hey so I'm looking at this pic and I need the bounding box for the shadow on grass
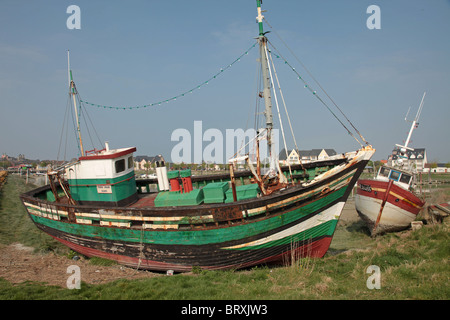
[346,220,371,236]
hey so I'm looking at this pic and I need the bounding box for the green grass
[0,175,68,254]
[0,175,449,300]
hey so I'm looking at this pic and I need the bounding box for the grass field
[0,174,448,301]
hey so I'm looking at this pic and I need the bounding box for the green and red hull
[20,149,373,271]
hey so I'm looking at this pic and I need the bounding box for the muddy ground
[0,243,162,287]
[0,200,362,288]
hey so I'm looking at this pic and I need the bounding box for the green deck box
[154,189,204,207]
[167,170,180,180]
[202,182,229,204]
[177,189,204,206]
[225,184,260,203]
[154,191,180,207]
[179,169,191,178]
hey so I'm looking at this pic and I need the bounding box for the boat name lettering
[97,185,112,194]
[360,184,372,192]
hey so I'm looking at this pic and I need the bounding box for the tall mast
[396,91,426,153]
[67,50,84,156]
[256,0,275,165]
[404,92,426,149]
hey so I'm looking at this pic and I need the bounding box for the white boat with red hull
[356,166,425,235]
[355,92,427,236]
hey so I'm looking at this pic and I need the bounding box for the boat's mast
[256,0,274,160]
[404,92,426,149]
[67,50,84,157]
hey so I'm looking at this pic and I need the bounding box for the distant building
[430,163,449,173]
[388,147,428,172]
[134,155,164,170]
[279,148,337,166]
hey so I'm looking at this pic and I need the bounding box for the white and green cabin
[65,143,138,207]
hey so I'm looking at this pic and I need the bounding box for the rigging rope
[77,92,103,148]
[264,43,292,182]
[57,96,72,162]
[77,26,368,148]
[263,18,369,146]
[267,40,363,147]
[267,47,301,165]
[81,42,258,110]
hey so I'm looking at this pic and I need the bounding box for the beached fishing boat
[355,93,427,236]
[20,1,374,271]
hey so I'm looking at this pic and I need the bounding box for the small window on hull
[115,159,125,173]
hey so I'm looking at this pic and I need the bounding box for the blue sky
[1,0,449,163]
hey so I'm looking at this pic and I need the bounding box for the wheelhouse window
[379,167,389,177]
[400,173,412,185]
[115,159,126,173]
[127,156,134,169]
[389,170,400,181]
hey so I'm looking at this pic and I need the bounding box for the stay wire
[77,92,103,149]
[266,40,363,147]
[267,47,302,166]
[57,95,72,162]
[79,103,95,152]
[264,18,368,146]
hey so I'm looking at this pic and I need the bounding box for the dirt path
[0,243,161,288]
[339,199,361,225]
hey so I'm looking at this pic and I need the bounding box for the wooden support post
[372,179,393,236]
[229,163,237,202]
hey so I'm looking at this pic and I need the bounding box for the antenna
[67,50,71,89]
[415,91,426,123]
[404,106,411,122]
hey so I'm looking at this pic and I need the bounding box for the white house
[134,155,164,171]
[388,147,428,172]
[430,163,449,173]
[279,148,337,166]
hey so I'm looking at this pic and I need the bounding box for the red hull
[355,179,425,235]
[357,179,425,216]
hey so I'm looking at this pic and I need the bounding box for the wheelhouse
[376,166,413,189]
[66,145,138,207]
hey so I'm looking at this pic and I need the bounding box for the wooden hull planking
[20,152,372,271]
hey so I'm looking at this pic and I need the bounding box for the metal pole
[256,1,275,171]
[404,92,426,148]
[68,51,84,157]
[256,0,265,36]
